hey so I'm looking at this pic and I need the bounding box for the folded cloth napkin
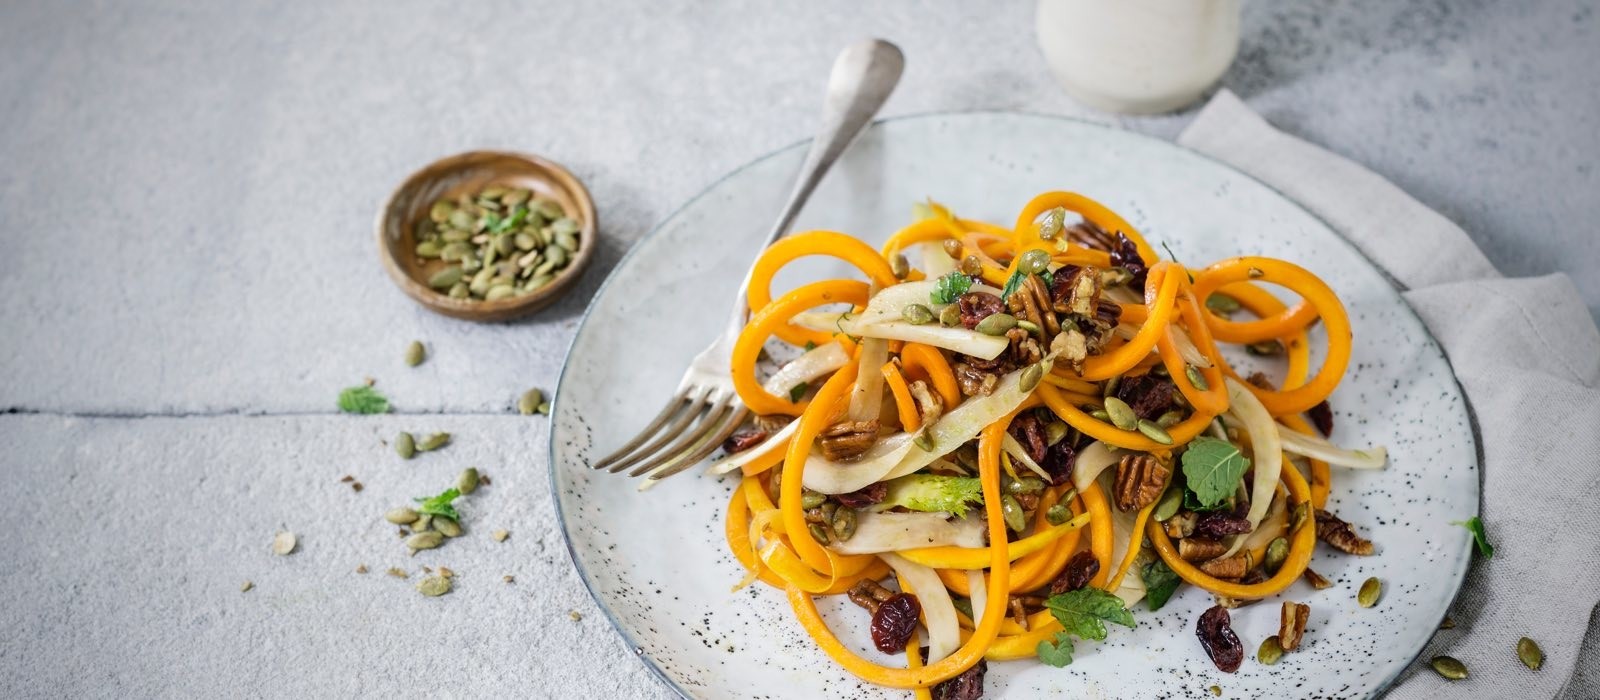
[1178,90,1600,699]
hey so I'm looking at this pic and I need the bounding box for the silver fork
[591,38,905,487]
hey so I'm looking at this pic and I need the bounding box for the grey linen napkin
[1177,90,1600,699]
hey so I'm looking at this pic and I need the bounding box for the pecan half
[1113,452,1170,512]
[753,413,793,433]
[1164,510,1198,539]
[1314,509,1375,555]
[1065,220,1116,251]
[847,579,895,613]
[1199,552,1251,580]
[1005,327,1044,366]
[908,379,944,426]
[1302,568,1333,590]
[953,363,999,397]
[819,419,879,462]
[1245,371,1276,391]
[1178,537,1227,562]
[957,292,1004,329]
[723,429,768,454]
[1055,265,1102,317]
[1009,597,1029,631]
[1023,273,1060,338]
[1279,601,1310,651]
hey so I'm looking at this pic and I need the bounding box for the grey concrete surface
[0,0,1595,697]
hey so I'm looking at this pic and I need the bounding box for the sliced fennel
[855,280,946,327]
[829,511,984,555]
[967,569,988,627]
[762,341,850,396]
[1113,323,1210,368]
[791,311,1009,360]
[1071,441,1121,492]
[705,420,797,475]
[880,552,960,663]
[798,433,918,494]
[849,337,888,421]
[920,241,957,277]
[1001,433,1052,481]
[1275,424,1388,469]
[1216,378,1282,560]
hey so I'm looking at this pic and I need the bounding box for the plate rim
[548,109,1483,700]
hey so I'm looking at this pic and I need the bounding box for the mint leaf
[1141,558,1182,611]
[930,271,972,304]
[1180,436,1250,508]
[1045,588,1136,641]
[1452,516,1494,558]
[1182,488,1231,513]
[1036,632,1075,667]
[1000,269,1026,301]
[414,487,461,521]
[788,381,809,402]
[338,386,390,414]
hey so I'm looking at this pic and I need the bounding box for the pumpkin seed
[537,401,551,415]
[1429,655,1468,680]
[1290,502,1311,533]
[1246,340,1284,356]
[429,200,456,223]
[485,284,515,301]
[480,185,507,200]
[457,467,480,495]
[241,580,254,592]
[404,340,426,367]
[395,431,416,459]
[830,506,857,542]
[960,255,983,277]
[1090,409,1112,422]
[1037,207,1065,240]
[406,531,444,551]
[515,232,538,251]
[1045,504,1071,525]
[890,254,910,279]
[807,523,831,545]
[415,240,443,258]
[494,233,516,256]
[975,313,1017,336]
[533,255,559,277]
[1000,495,1026,532]
[549,217,578,235]
[545,245,568,268]
[525,273,554,290]
[427,266,463,290]
[1185,365,1209,391]
[1016,319,1040,333]
[1439,616,1456,629]
[271,531,297,555]
[502,188,531,206]
[1153,483,1184,522]
[1257,635,1284,665]
[416,575,452,597]
[519,388,544,415]
[448,282,469,299]
[1517,637,1543,670]
[1205,293,1241,316]
[441,228,472,243]
[1209,685,1221,697]
[1019,363,1044,393]
[1155,410,1184,428]
[412,514,432,533]
[939,304,963,327]
[434,517,462,538]
[385,507,420,525]
[1264,537,1289,574]
[940,238,964,258]
[1044,420,1069,446]
[800,490,827,510]
[447,210,475,230]
[1019,249,1052,275]
[1358,577,1382,608]
[902,303,934,325]
[1102,374,1121,398]
[1136,419,1174,445]
[533,198,564,220]
[492,529,510,542]
[555,231,579,253]
[417,432,450,451]
[1103,396,1138,430]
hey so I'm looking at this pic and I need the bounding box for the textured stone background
[0,0,1595,697]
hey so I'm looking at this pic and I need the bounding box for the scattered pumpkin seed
[1019,363,1044,393]
[974,313,1017,336]
[1264,537,1289,574]
[1046,504,1071,525]
[435,517,462,538]
[1184,365,1208,391]
[417,432,451,451]
[492,529,510,542]
[830,507,857,542]
[1007,477,1046,495]
[1153,483,1184,522]
[518,388,544,415]
[416,575,452,597]
[1517,637,1543,670]
[406,531,444,551]
[1430,655,1468,680]
[387,567,408,578]
[1136,419,1174,445]
[1102,374,1121,398]
[1044,420,1069,446]
[1358,577,1382,608]
[241,580,254,593]
[415,240,442,258]
[1290,502,1312,533]
[960,255,983,277]
[807,523,831,545]
[457,467,480,495]
[1103,396,1138,430]
[1037,207,1065,240]
[890,254,910,279]
[1439,616,1456,629]
[1205,293,1241,316]
[1090,409,1112,422]
[271,531,297,556]
[938,304,963,327]
[1018,249,1052,275]
[1016,319,1041,333]
[568,610,583,621]
[1209,685,1221,696]
[1246,340,1284,356]
[902,303,934,325]
[385,507,420,525]
[356,564,369,574]
[395,431,416,459]
[1000,495,1027,532]
[427,266,464,290]
[1155,410,1184,428]
[412,514,432,533]
[1257,635,1284,665]
[800,490,827,510]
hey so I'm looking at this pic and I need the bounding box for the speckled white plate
[551,113,1479,699]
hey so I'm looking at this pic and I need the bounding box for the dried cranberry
[1108,232,1148,290]
[1039,438,1076,486]
[722,429,768,454]
[1308,400,1334,436]
[1007,412,1048,464]
[1047,264,1081,307]
[957,292,1004,329]
[1194,512,1252,539]
[1115,375,1175,421]
[930,658,987,700]
[1050,551,1101,594]
[870,593,921,653]
[835,482,888,509]
[1196,605,1243,673]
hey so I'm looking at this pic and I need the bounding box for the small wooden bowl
[376,151,597,321]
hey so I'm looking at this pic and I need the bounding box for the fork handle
[723,39,906,338]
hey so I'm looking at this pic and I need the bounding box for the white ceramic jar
[1036,0,1241,114]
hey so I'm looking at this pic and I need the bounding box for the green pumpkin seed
[469,267,494,296]
[503,188,531,206]
[1000,495,1027,532]
[1205,293,1241,315]
[975,313,1017,336]
[458,253,481,273]
[555,231,579,252]
[1517,637,1543,670]
[526,273,554,290]
[441,228,472,243]
[395,431,416,459]
[1185,365,1209,391]
[447,210,475,230]
[1246,340,1284,356]
[1045,504,1070,525]
[484,284,515,302]
[537,401,551,415]
[939,304,963,327]
[1154,410,1184,428]
[1289,502,1311,533]
[415,240,443,258]
[1358,577,1382,608]
[533,198,564,220]
[1258,635,1284,665]
[480,185,507,200]
[417,432,450,451]
[385,507,419,525]
[434,517,462,538]
[807,523,831,545]
[891,254,910,279]
[533,256,559,277]
[1102,374,1121,398]
[1103,396,1138,430]
[404,340,426,367]
[1016,319,1041,334]
[902,303,935,325]
[1136,419,1174,445]
[960,255,983,277]
[1264,537,1289,574]
[1037,207,1065,240]
[470,233,490,246]
[427,266,463,290]
[448,282,469,299]
[514,232,538,251]
[439,240,472,259]
[830,507,857,542]
[1045,420,1069,446]
[412,514,432,533]
[416,575,452,597]
[1019,363,1044,393]
[457,467,481,495]
[405,531,444,551]
[941,239,963,258]
[429,200,456,223]
[1153,483,1184,522]
[545,245,568,268]
[550,217,580,236]
[800,490,827,510]
[1007,477,1045,495]
[1019,249,1052,275]
[1090,409,1112,422]
[494,232,516,256]
[516,250,541,269]
[1430,655,1468,680]
[519,388,544,415]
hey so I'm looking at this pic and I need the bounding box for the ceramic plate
[551,113,1478,699]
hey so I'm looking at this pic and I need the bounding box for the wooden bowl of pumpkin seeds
[377,151,596,321]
